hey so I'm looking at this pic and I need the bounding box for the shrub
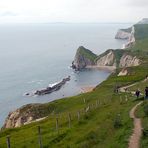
[114,114,122,128]
[144,104,148,116]
[143,128,148,137]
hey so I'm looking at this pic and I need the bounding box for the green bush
[143,128,148,137]
[114,114,122,128]
[144,104,148,116]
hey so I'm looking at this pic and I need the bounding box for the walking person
[135,89,140,99]
[145,87,148,99]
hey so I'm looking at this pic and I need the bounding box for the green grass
[77,46,98,62]
[0,68,146,148]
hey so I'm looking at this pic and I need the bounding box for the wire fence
[0,94,133,148]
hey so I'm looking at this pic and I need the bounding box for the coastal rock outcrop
[138,18,148,24]
[96,50,116,67]
[119,54,140,68]
[118,68,128,76]
[25,76,70,96]
[72,46,141,71]
[115,28,132,40]
[2,103,55,129]
[115,26,135,49]
[72,46,97,70]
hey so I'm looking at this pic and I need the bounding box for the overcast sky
[0,0,147,23]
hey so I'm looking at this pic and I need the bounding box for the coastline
[0,24,127,128]
[81,86,95,93]
[86,65,116,73]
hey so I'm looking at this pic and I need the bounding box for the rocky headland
[72,47,140,72]
[2,103,55,129]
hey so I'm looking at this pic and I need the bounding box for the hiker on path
[135,89,140,99]
[145,87,148,99]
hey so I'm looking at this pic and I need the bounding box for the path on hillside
[119,80,146,148]
[119,77,148,94]
[128,101,143,148]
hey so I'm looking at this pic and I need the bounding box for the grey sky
[0,0,147,23]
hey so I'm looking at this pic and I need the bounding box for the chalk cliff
[119,54,140,68]
[138,18,148,24]
[72,47,140,71]
[96,50,116,67]
[72,46,97,70]
[115,28,132,40]
[2,103,55,129]
[115,26,135,49]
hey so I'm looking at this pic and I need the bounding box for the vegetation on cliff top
[76,46,97,62]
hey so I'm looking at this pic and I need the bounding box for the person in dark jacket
[145,87,148,99]
[135,89,140,99]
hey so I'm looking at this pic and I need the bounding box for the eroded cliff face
[115,29,132,40]
[115,26,135,49]
[2,103,55,129]
[119,54,140,68]
[72,46,141,71]
[72,46,97,70]
[96,50,116,67]
[138,18,148,24]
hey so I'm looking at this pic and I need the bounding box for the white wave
[48,82,59,87]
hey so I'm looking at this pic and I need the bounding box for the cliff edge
[72,46,97,70]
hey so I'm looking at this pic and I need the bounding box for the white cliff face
[73,54,94,70]
[72,46,97,70]
[124,26,135,48]
[96,51,116,67]
[3,108,35,128]
[2,104,53,129]
[118,68,128,76]
[119,54,140,68]
[115,29,131,40]
[116,26,135,49]
[138,18,148,24]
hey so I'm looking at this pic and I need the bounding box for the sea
[0,23,131,126]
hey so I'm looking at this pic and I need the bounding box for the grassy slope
[77,46,98,62]
[0,24,148,148]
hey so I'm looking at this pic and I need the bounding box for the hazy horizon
[0,0,147,24]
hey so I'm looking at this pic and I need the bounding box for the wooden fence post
[38,126,43,148]
[125,95,128,102]
[120,96,122,104]
[68,113,71,128]
[83,98,86,104]
[6,136,11,148]
[77,111,80,121]
[96,100,98,108]
[56,117,59,133]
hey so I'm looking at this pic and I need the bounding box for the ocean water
[0,23,131,126]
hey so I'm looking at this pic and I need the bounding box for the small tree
[144,104,148,116]
[114,114,122,128]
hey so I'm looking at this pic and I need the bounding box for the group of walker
[135,87,148,99]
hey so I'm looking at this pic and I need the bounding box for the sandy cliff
[2,103,55,129]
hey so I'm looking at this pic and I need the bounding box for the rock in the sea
[72,46,97,70]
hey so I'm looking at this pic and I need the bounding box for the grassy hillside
[77,46,98,62]
[0,24,148,148]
